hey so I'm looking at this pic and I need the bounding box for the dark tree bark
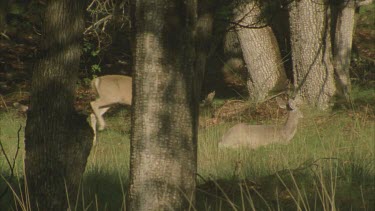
[24,0,93,210]
[221,30,247,90]
[234,1,288,102]
[128,0,198,210]
[269,1,293,81]
[195,0,215,99]
[0,0,8,32]
[289,0,336,109]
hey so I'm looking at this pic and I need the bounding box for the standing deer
[90,75,132,144]
[218,99,303,149]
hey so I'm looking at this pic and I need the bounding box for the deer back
[92,75,132,105]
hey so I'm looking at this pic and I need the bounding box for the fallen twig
[0,125,22,200]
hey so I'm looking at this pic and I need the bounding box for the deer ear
[288,99,296,110]
[276,97,286,109]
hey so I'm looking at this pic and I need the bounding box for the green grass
[357,2,375,30]
[195,106,375,210]
[0,112,25,175]
[1,90,374,210]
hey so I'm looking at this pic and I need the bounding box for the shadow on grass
[0,171,129,211]
[1,158,374,211]
[197,159,375,211]
[79,171,128,211]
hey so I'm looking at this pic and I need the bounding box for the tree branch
[0,125,22,200]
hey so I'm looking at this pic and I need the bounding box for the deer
[90,75,132,145]
[13,102,29,113]
[218,98,303,149]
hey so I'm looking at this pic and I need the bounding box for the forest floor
[0,3,374,112]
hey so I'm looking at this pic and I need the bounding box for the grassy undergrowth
[0,89,374,210]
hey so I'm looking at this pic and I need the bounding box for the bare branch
[84,14,113,34]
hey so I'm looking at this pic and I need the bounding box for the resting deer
[218,98,303,149]
[90,75,132,144]
[13,102,29,113]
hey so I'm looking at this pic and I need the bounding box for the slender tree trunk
[289,0,336,109]
[234,1,287,102]
[0,0,7,32]
[332,0,356,99]
[331,0,374,99]
[128,0,198,210]
[24,0,92,210]
[195,0,215,99]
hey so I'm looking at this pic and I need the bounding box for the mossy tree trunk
[289,0,336,109]
[24,0,93,210]
[128,0,198,210]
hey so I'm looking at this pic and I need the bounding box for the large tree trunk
[331,0,374,99]
[128,0,198,210]
[332,0,356,99]
[289,0,336,109]
[24,0,93,210]
[234,1,287,102]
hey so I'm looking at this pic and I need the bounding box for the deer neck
[281,110,300,142]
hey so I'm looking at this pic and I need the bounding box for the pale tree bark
[332,0,356,99]
[234,1,287,102]
[331,0,374,99]
[355,0,373,6]
[24,0,93,210]
[128,0,198,210]
[289,0,336,109]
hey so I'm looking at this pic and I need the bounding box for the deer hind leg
[90,100,111,131]
[90,106,109,145]
[97,107,110,130]
[90,113,97,145]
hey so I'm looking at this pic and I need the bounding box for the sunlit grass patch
[0,111,25,176]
